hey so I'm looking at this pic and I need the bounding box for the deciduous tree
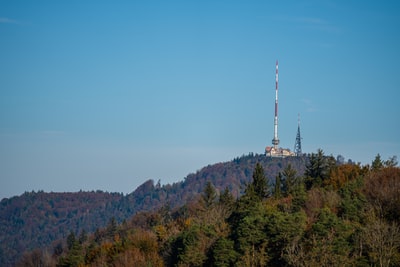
[362,216,400,267]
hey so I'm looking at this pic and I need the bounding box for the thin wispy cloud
[293,16,327,25]
[0,17,22,25]
[272,15,326,24]
[271,14,341,50]
[301,98,317,112]
[272,15,341,33]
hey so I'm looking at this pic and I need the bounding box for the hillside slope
[0,191,128,266]
[128,154,307,212]
[27,162,399,267]
[0,153,307,266]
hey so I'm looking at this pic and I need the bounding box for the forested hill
[15,153,400,267]
[0,153,306,266]
[127,153,307,212]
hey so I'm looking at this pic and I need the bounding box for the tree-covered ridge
[18,151,400,267]
[0,191,127,266]
[0,154,306,266]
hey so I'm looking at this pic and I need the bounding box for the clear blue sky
[1,1,399,199]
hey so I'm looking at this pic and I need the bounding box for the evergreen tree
[265,209,307,266]
[202,181,217,209]
[291,182,307,212]
[78,229,87,244]
[169,225,206,266]
[226,164,275,265]
[106,217,117,240]
[371,153,383,171]
[249,162,269,201]
[212,237,237,267]
[160,202,172,225]
[305,149,335,189]
[66,231,76,250]
[307,208,353,266]
[384,155,398,167]
[219,187,235,216]
[60,231,84,267]
[338,177,366,222]
[282,163,297,196]
[274,173,282,199]
[233,202,269,266]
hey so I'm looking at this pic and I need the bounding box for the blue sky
[1,1,399,199]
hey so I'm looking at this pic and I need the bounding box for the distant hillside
[0,153,307,266]
[20,155,400,267]
[127,153,307,212]
[0,191,128,266]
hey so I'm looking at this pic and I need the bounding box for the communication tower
[272,60,280,149]
[265,60,295,157]
[294,114,302,156]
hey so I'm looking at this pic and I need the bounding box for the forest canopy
[17,151,400,267]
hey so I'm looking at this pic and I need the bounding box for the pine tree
[66,231,76,250]
[384,155,398,167]
[60,231,84,266]
[219,187,235,214]
[202,181,217,209]
[371,154,383,171]
[282,164,297,196]
[212,237,237,267]
[106,217,117,240]
[250,162,269,201]
[305,149,335,189]
[274,173,282,199]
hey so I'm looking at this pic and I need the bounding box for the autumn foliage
[12,152,400,266]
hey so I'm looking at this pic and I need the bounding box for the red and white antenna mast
[272,60,280,149]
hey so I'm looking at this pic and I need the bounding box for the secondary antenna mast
[294,113,302,156]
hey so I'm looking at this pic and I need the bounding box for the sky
[1,1,399,199]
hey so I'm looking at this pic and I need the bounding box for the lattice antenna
[294,113,302,156]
